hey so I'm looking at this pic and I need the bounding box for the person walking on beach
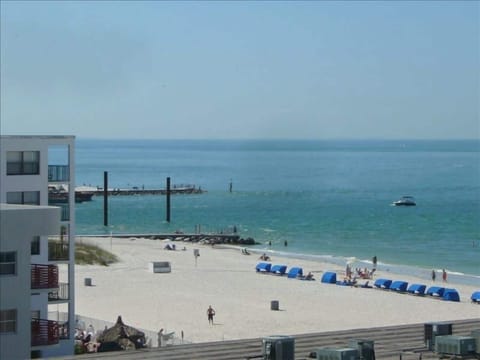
[442,269,447,282]
[372,255,377,269]
[431,269,436,282]
[207,305,216,325]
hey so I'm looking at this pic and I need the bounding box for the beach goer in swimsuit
[207,305,215,325]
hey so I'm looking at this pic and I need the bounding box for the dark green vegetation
[75,243,119,266]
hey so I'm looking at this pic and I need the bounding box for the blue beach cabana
[407,284,426,295]
[390,281,408,292]
[287,267,303,279]
[321,272,337,284]
[443,289,460,302]
[470,291,480,304]
[270,265,287,275]
[374,279,392,289]
[471,291,480,303]
[256,262,272,273]
[426,286,445,297]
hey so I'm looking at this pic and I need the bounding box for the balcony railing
[48,165,70,182]
[48,282,69,302]
[48,312,70,339]
[31,318,59,346]
[31,264,58,289]
[46,203,70,222]
[48,242,69,261]
[59,321,69,339]
[60,204,70,222]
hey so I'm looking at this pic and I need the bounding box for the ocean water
[75,139,480,283]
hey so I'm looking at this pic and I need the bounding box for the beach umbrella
[97,316,145,351]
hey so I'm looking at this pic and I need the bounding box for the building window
[0,309,17,333]
[6,151,40,175]
[6,191,40,205]
[31,236,40,255]
[0,252,16,275]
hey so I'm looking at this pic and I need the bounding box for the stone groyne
[80,233,258,246]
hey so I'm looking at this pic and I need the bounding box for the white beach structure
[0,135,76,359]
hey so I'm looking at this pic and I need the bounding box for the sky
[0,1,478,140]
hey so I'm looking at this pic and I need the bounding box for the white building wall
[0,204,60,360]
[0,135,76,358]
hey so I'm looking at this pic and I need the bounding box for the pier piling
[103,171,108,226]
[166,177,171,222]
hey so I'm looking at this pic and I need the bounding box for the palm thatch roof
[97,316,145,351]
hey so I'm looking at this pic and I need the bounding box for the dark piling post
[103,171,108,226]
[166,177,171,222]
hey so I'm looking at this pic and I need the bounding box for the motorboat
[392,196,416,206]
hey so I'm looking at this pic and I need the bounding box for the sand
[73,237,480,344]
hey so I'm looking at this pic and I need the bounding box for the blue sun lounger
[390,281,408,292]
[471,291,480,303]
[443,288,460,302]
[374,278,392,289]
[336,279,356,286]
[287,267,303,279]
[407,284,426,295]
[426,286,445,297]
[256,262,272,273]
[270,265,287,275]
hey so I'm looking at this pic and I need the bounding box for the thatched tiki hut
[97,316,146,352]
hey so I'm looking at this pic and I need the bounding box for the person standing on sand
[431,269,436,282]
[442,269,447,282]
[157,328,164,347]
[207,305,216,325]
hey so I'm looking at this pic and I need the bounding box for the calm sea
[75,139,480,284]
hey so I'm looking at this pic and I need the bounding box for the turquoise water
[75,139,480,282]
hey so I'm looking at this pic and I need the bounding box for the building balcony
[48,282,69,302]
[48,311,70,340]
[45,202,70,222]
[31,318,59,347]
[31,264,58,290]
[59,321,70,340]
[48,241,69,261]
[48,165,70,182]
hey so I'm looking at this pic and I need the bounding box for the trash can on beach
[271,300,279,311]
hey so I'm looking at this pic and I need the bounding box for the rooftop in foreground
[58,318,479,360]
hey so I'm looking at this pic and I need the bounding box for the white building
[0,135,75,359]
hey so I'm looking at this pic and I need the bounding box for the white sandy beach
[73,237,479,344]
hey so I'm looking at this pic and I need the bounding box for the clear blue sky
[1,1,478,139]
